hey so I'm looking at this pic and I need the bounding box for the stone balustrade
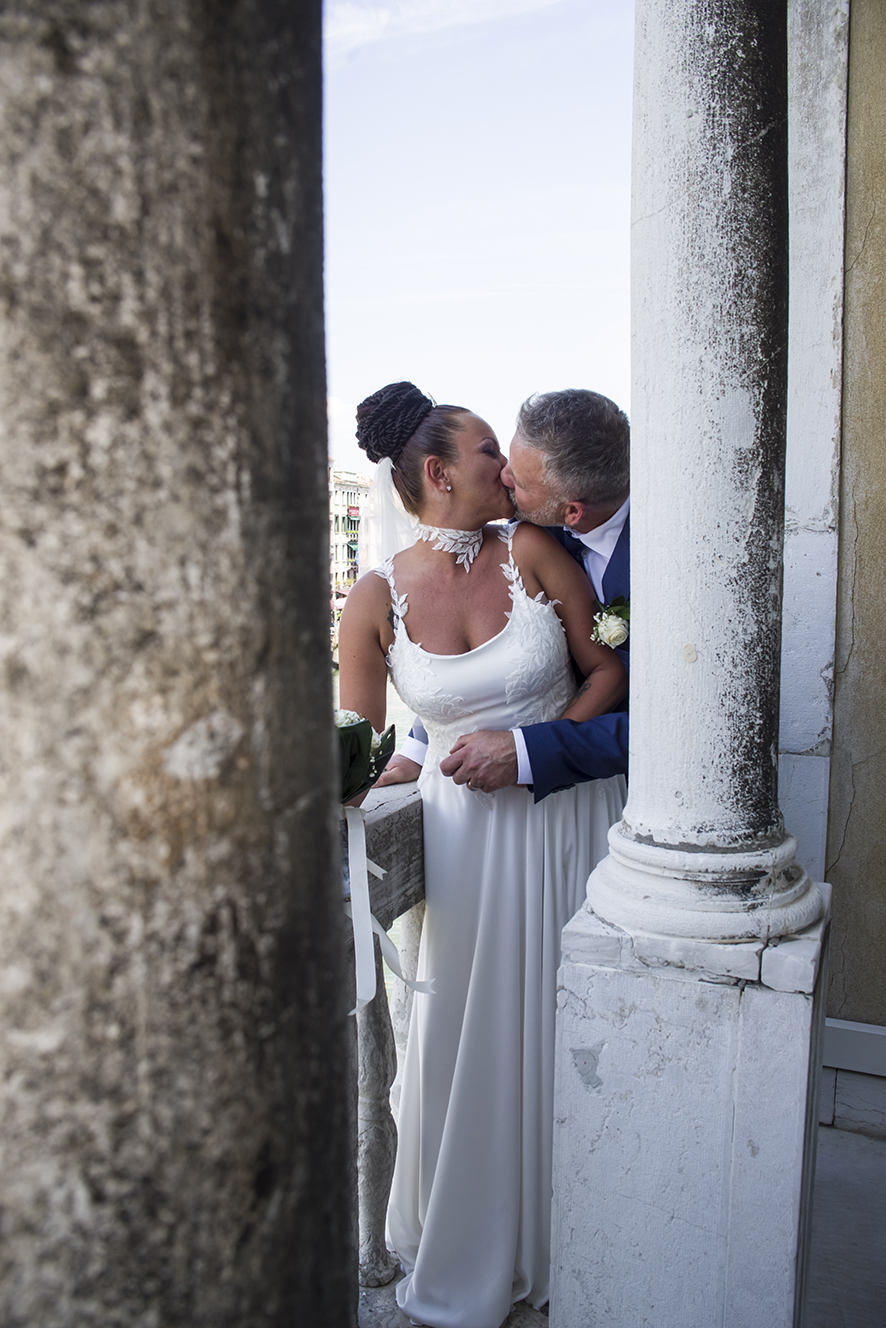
[344,783,425,1288]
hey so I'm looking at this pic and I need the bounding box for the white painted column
[590,0,823,942]
[551,3,829,1324]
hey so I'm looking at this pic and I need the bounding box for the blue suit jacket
[521,516,629,801]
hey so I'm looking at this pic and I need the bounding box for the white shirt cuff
[399,734,428,766]
[512,728,533,785]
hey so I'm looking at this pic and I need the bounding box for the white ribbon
[345,806,376,1014]
[371,916,434,996]
[344,804,434,1015]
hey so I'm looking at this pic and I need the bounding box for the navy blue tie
[560,528,587,560]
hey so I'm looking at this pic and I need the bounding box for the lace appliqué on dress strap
[374,560,466,739]
[375,558,409,630]
[497,523,574,721]
[497,521,554,611]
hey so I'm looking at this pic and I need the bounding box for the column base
[550,886,830,1328]
[587,825,824,941]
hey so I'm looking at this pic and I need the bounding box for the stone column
[0,4,354,1325]
[591,0,822,943]
[551,4,828,1325]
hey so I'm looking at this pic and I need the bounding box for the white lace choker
[416,524,484,572]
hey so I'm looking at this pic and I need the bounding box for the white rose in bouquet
[335,708,363,727]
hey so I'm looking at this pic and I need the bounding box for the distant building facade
[329,469,371,592]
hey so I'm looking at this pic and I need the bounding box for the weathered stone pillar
[590,0,822,943]
[0,4,354,1325]
[551,4,828,1324]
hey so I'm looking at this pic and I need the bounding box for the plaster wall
[826,0,886,1027]
[778,0,849,884]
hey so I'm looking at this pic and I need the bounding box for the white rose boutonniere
[592,596,630,649]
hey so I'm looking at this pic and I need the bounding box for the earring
[445,483,452,491]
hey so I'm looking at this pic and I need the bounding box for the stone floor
[804,1126,886,1327]
[359,1125,886,1328]
[358,1279,546,1328]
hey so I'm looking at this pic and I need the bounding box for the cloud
[324,0,568,61]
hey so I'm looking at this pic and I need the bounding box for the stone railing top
[362,779,420,823]
[348,782,424,932]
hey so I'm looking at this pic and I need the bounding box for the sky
[322,0,634,476]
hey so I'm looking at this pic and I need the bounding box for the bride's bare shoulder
[340,567,391,619]
[508,521,560,555]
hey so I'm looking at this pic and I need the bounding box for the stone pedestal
[551,892,829,1328]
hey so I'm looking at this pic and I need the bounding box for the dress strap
[497,521,524,600]
[374,558,409,623]
[497,522,516,555]
[497,521,554,609]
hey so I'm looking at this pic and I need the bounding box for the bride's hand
[440,731,518,792]
[373,755,422,787]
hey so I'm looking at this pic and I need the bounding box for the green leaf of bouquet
[340,722,399,802]
[339,718,373,802]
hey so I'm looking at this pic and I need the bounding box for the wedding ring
[467,781,480,792]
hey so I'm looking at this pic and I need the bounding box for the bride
[338,382,627,1328]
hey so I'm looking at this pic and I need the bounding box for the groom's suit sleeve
[521,706,628,803]
[521,517,630,802]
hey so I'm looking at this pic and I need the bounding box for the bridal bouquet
[336,709,396,802]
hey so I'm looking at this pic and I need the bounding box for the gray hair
[516,389,630,507]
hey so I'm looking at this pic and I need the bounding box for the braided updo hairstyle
[355,381,468,515]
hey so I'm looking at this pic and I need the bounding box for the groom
[380,388,630,802]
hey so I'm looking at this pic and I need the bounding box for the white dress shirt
[568,496,631,602]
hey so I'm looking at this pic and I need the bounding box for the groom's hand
[441,731,518,792]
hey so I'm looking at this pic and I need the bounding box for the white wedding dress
[377,524,625,1328]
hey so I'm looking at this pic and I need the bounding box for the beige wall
[827,0,886,1025]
